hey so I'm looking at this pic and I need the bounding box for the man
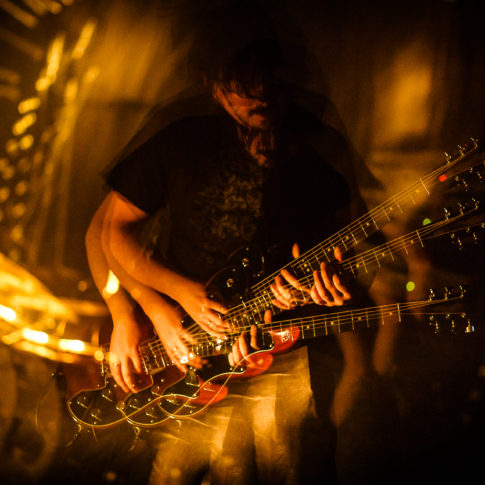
[85,16,378,483]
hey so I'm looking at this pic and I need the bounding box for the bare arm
[85,195,147,392]
[105,191,230,336]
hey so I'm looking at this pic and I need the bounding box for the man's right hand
[109,307,147,393]
[170,277,231,338]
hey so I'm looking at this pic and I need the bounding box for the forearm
[101,219,174,319]
[105,193,190,302]
[85,198,135,318]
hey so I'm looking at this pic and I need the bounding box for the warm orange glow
[374,41,432,147]
[5,139,19,155]
[64,78,78,102]
[59,338,86,352]
[0,0,38,28]
[19,134,34,150]
[103,270,120,297]
[12,112,37,135]
[0,304,17,322]
[0,187,10,202]
[23,328,49,344]
[46,33,65,81]
[94,349,105,361]
[35,76,50,92]
[72,19,97,60]
[18,96,41,113]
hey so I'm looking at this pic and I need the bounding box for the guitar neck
[139,293,464,368]
[249,141,479,302]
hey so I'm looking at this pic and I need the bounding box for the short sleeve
[104,132,167,215]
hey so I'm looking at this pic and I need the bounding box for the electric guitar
[66,209,482,430]
[66,286,470,429]
[66,139,483,429]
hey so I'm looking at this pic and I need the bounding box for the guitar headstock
[438,138,483,190]
[454,162,485,192]
[442,197,480,219]
[449,221,485,250]
[427,285,466,301]
[425,285,472,335]
[427,312,473,335]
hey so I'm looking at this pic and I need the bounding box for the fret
[348,263,357,277]
[419,177,430,196]
[366,309,370,328]
[359,222,369,238]
[397,303,402,323]
[337,313,341,333]
[339,236,349,251]
[386,242,395,262]
[351,311,355,331]
[381,309,385,326]
[403,239,409,255]
[404,187,416,205]
[416,229,425,248]
[292,258,307,277]
[301,319,313,339]
[299,255,316,275]
[382,206,392,222]
[356,255,368,273]
[373,248,381,267]
[371,217,380,230]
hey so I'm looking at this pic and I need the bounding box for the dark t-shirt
[105,98,362,284]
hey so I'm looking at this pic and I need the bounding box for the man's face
[222,89,272,130]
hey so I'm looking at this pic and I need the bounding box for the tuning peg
[450,233,464,250]
[443,207,451,220]
[428,288,436,301]
[465,319,475,334]
[455,175,470,191]
[428,315,439,334]
[444,151,452,162]
[444,287,452,299]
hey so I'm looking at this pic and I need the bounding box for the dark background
[0,1,484,483]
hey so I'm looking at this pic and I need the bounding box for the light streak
[12,113,37,136]
[18,97,41,113]
[23,328,49,344]
[72,19,97,60]
[0,0,38,28]
[19,134,34,150]
[59,338,85,352]
[0,304,16,322]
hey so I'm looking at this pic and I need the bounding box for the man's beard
[238,124,276,167]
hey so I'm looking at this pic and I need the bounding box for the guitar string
[171,149,479,339]
[145,297,464,364]
[137,214,478,364]
[133,145,479,367]
[249,144,479,293]
[144,305,465,367]
[124,305,466,427]
[179,211,479,337]
[109,146,479,423]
